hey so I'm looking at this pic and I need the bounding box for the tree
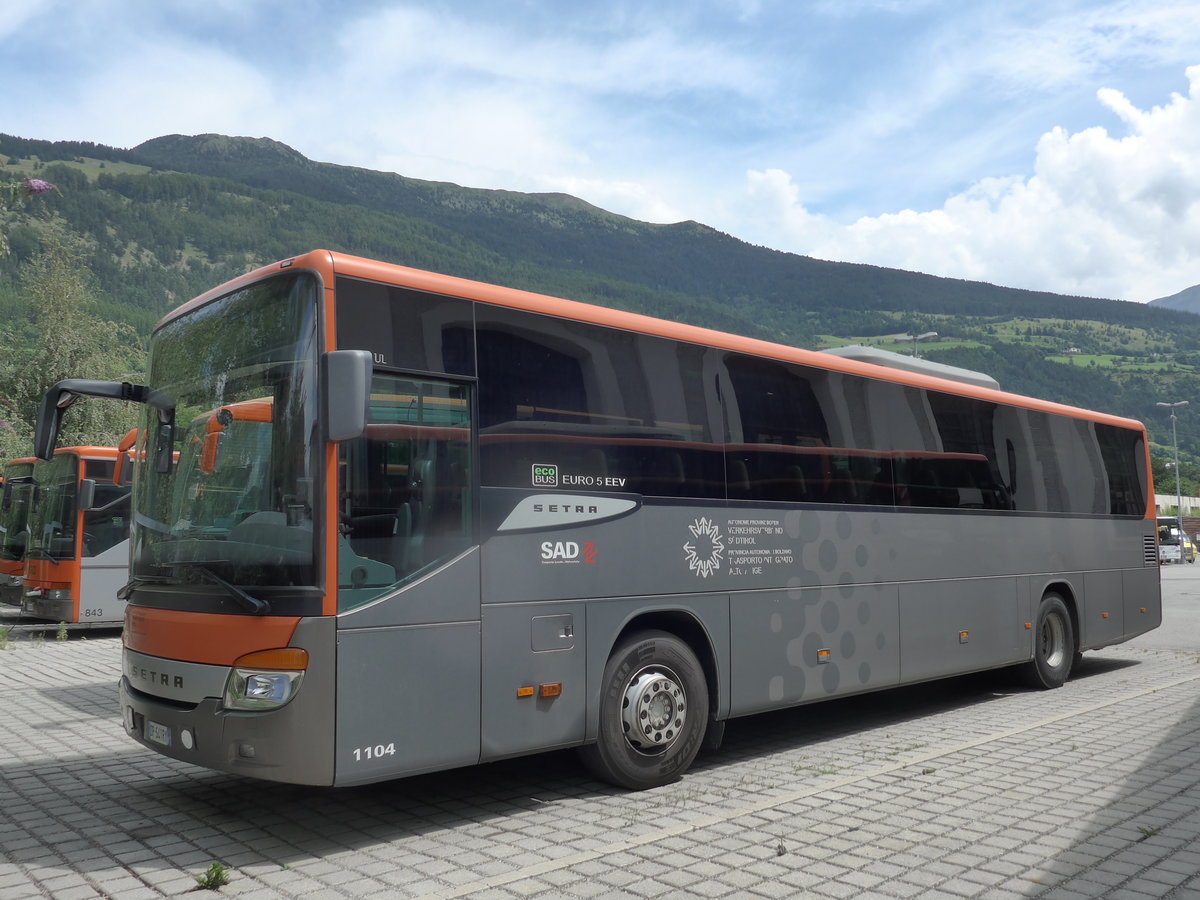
[0,227,145,458]
[1,175,59,257]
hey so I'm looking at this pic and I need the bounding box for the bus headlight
[222,648,308,711]
[26,588,71,601]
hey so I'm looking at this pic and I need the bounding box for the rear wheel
[1019,593,1074,689]
[580,630,708,790]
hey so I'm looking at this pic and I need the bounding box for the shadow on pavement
[36,681,121,718]
[2,661,1083,877]
[1019,672,1200,896]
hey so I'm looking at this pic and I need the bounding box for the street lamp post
[1157,400,1189,541]
[896,331,938,358]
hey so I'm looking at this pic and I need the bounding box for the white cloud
[0,0,56,41]
[297,5,768,223]
[747,65,1200,302]
[333,6,764,98]
[64,45,280,149]
[7,0,1200,304]
[543,175,686,224]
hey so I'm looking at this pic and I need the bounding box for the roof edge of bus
[158,249,1147,434]
[154,250,339,331]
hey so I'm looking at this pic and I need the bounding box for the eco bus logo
[531,464,558,487]
[683,517,724,578]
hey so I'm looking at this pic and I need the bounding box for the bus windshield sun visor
[35,379,176,472]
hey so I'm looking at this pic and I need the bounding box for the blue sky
[6,0,1200,302]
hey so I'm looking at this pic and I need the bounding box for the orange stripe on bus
[123,607,302,665]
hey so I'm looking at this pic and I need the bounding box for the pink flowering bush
[3,175,59,209]
[2,174,60,256]
[22,177,56,195]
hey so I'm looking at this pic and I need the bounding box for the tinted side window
[906,393,1014,510]
[335,277,475,376]
[723,355,892,504]
[1096,424,1146,516]
[477,308,723,498]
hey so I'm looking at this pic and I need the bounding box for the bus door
[334,372,481,785]
[77,458,132,622]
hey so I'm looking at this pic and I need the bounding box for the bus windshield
[0,462,35,563]
[27,453,79,562]
[131,272,320,604]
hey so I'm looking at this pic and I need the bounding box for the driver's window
[82,483,131,557]
[338,373,474,611]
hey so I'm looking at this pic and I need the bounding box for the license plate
[144,719,172,747]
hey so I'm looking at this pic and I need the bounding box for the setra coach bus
[34,249,1161,789]
[21,445,132,623]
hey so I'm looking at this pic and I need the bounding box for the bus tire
[1019,593,1074,690]
[580,630,708,790]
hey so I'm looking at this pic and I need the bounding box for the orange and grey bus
[35,249,1160,789]
[21,446,132,623]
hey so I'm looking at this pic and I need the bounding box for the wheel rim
[620,665,687,755]
[1039,612,1066,669]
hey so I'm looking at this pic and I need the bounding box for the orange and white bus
[0,456,36,607]
[35,249,1160,789]
[21,446,132,623]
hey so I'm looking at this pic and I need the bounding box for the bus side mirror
[323,350,372,442]
[154,415,175,474]
[35,387,81,460]
[78,478,96,511]
[35,379,176,462]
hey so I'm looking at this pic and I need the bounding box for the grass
[2,154,152,183]
[1045,353,1187,372]
[816,311,1200,376]
[195,861,232,890]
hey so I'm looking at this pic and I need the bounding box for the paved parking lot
[2,580,1199,899]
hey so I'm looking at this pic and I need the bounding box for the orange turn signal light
[232,648,309,670]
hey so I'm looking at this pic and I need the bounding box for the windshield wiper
[26,547,60,566]
[117,574,171,600]
[158,560,271,616]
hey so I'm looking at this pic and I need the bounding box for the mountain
[3,131,1200,475]
[126,135,1189,337]
[1150,284,1200,314]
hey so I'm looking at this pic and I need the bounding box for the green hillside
[3,131,1200,491]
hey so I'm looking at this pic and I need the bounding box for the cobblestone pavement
[1,630,1198,898]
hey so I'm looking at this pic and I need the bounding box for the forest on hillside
[3,131,1200,490]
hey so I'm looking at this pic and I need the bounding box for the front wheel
[580,630,708,790]
[1018,593,1075,689]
